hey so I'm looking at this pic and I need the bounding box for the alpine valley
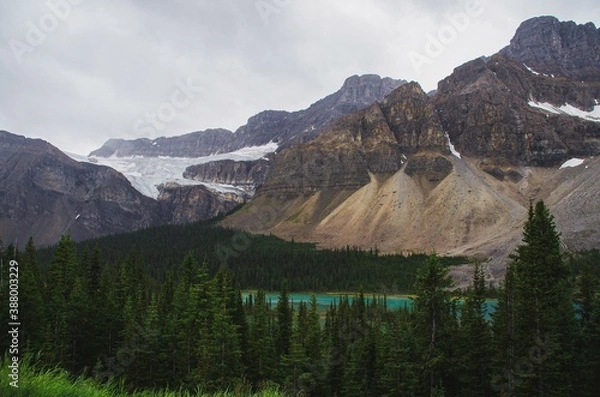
[2,16,600,282]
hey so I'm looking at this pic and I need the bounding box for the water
[242,291,497,318]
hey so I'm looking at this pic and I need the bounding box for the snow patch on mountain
[445,132,461,159]
[68,142,277,198]
[559,158,585,169]
[528,101,600,122]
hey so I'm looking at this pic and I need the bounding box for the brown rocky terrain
[157,183,242,225]
[223,17,600,284]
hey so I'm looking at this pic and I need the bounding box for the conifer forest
[1,201,600,396]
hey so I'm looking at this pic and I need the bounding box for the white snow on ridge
[523,64,554,78]
[523,64,541,76]
[444,132,461,159]
[66,142,278,198]
[559,158,585,170]
[528,101,600,123]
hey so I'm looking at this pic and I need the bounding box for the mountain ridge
[89,74,407,158]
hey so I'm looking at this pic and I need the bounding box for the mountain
[1,74,405,246]
[0,131,167,246]
[500,16,600,81]
[90,74,407,158]
[3,16,600,283]
[0,131,247,246]
[222,17,600,283]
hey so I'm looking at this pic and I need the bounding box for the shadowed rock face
[157,183,242,225]
[434,55,600,166]
[0,131,169,246]
[183,159,270,187]
[500,16,600,81]
[90,74,407,158]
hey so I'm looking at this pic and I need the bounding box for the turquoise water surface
[243,292,497,318]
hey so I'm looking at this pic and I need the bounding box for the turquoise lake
[242,292,497,318]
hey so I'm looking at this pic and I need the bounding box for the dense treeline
[1,200,599,396]
[35,219,467,293]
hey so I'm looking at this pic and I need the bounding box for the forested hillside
[34,218,466,293]
[1,201,600,396]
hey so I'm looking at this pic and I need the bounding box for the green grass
[0,356,285,397]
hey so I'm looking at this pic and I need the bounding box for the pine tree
[19,237,45,353]
[45,233,78,366]
[169,252,200,381]
[493,200,577,396]
[281,321,311,395]
[247,290,277,387]
[276,280,293,358]
[491,261,516,395]
[413,253,457,396]
[457,262,492,396]
[380,310,419,396]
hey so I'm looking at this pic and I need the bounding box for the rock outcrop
[259,82,450,197]
[157,183,242,225]
[500,16,600,81]
[183,159,270,188]
[223,17,600,281]
[435,55,600,166]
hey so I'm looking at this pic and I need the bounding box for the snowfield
[528,101,600,123]
[559,158,585,170]
[67,142,278,198]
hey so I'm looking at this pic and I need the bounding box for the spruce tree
[413,253,456,396]
[458,262,492,396]
[45,233,78,366]
[19,237,45,353]
[493,200,577,396]
[248,290,276,386]
[276,280,293,358]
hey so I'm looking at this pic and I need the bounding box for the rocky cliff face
[0,131,169,246]
[157,183,242,224]
[90,75,406,158]
[435,55,600,166]
[259,82,450,196]
[183,159,270,190]
[500,16,600,81]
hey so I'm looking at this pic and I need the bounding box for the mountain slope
[0,131,167,246]
[223,17,600,283]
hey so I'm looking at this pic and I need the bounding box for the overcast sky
[1,0,598,154]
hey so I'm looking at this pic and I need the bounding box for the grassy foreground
[0,356,285,397]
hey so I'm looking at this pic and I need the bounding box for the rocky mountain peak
[500,16,600,80]
[337,74,405,103]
